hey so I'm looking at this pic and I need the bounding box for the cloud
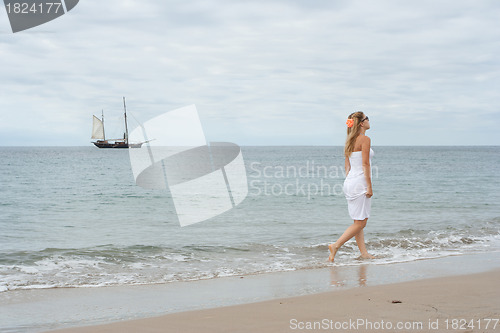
[0,0,499,146]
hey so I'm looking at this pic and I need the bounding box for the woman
[328,111,375,262]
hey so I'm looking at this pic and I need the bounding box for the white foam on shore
[0,223,499,292]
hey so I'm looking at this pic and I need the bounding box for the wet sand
[47,268,500,333]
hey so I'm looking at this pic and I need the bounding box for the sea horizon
[0,144,498,147]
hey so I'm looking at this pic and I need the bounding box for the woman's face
[361,115,370,130]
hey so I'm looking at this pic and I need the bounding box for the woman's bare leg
[328,219,367,262]
[354,227,375,259]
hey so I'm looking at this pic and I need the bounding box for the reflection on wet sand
[329,264,367,287]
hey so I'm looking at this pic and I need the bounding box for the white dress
[343,148,374,220]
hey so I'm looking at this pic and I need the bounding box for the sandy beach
[47,268,500,333]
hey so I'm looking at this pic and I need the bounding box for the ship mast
[101,109,106,141]
[123,97,129,144]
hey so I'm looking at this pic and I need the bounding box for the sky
[0,0,499,146]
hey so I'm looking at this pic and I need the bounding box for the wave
[1,220,499,292]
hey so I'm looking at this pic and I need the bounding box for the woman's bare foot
[358,253,376,260]
[328,243,340,262]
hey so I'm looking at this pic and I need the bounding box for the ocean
[1,146,499,293]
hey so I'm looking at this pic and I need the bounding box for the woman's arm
[361,136,373,198]
[345,156,351,177]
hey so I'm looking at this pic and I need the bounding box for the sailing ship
[91,97,144,148]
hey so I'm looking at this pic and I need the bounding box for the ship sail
[91,115,105,140]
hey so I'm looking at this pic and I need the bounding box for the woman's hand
[366,187,373,198]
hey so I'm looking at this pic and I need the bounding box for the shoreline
[1,251,499,333]
[48,268,500,333]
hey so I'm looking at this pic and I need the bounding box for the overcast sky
[0,0,499,146]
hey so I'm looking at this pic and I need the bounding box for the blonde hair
[344,111,365,158]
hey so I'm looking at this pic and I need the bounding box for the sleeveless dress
[343,148,374,220]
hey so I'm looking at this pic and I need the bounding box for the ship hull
[93,141,143,148]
